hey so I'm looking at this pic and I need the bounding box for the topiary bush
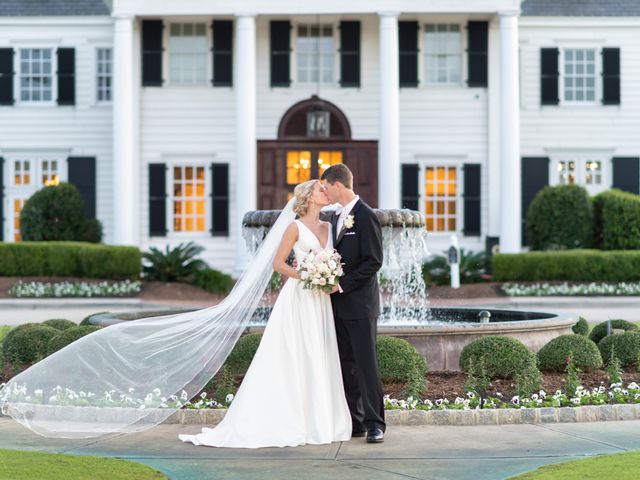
[593,189,640,250]
[43,319,77,331]
[526,185,593,250]
[46,326,102,356]
[1,323,59,365]
[191,267,235,294]
[20,183,102,242]
[589,319,639,345]
[459,336,537,379]
[537,334,603,372]
[376,336,428,398]
[598,332,640,367]
[572,317,590,336]
[492,250,640,282]
[223,333,263,375]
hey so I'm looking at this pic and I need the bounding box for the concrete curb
[163,403,640,426]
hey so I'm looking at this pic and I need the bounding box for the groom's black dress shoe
[352,430,367,438]
[366,428,384,443]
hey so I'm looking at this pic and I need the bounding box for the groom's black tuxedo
[329,199,386,433]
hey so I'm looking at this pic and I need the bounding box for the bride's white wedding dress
[179,220,351,448]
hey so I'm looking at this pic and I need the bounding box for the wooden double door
[257,141,378,210]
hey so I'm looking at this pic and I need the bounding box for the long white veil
[0,199,297,438]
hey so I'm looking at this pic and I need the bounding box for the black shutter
[67,157,96,218]
[463,164,481,236]
[212,20,233,87]
[339,21,360,87]
[399,21,419,87]
[0,49,14,105]
[467,21,488,88]
[521,157,550,245]
[612,157,640,194]
[56,48,75,105]
[401,164,419,210]
[148,163,167,236]
[0,157,4,241]
[142,20,164,87]
[602,48,620,105]
[210,163,229,236]
[540,48,559,105]
[270,21,291,87]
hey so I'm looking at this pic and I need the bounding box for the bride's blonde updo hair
[293,179,319,217]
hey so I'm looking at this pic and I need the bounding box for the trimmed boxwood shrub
[589,319,639,345]
[43,319,77,331]
[223,333,263,375]
[492,250,640,282]
[46,326,102,356]
[191,268,235,294]
[376,336,428,398]
[537,335,602,372]
[527,185,593,250]
[593,189,640,250]
[1,324,59,365]
[598,332,640,367]
[459,336,537,379]
[20,183,102,243]
[572,317,589,336]
[0,242,141,279]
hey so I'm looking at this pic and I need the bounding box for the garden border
[163,403,640,426]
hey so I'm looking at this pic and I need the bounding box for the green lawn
[509,451,640,479]
[0,449,166,480]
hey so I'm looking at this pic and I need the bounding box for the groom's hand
[330,284,340,294]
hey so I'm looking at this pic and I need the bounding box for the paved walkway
[1,417,639,480]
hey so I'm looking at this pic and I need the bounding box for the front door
[257,141,378,210]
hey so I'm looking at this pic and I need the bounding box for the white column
[234,14,257,274]
[487,19,501,237]
[378,12,400,209]
[498,12,521,253]
[112,15,138,245]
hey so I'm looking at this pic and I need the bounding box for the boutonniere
[343,214,355,230]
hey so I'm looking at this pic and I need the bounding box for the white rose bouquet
[296,248,344,294]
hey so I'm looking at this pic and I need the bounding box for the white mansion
[1,0,639,273]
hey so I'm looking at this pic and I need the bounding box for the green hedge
[1,323,59,365]
[537,335,602,372]
[376,336,428,398]
[598,332,640,367]
[493,250,640,282]
[460,336,537,379]
[589,319,639,345]
[223,333,263,375]
[527,185,593,250]
[46,326,102,356]
[0,242,141,279]
[593,189,640,250]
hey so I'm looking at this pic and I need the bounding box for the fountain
[90,208,576,371]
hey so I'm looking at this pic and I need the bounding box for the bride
[179,179,352,448]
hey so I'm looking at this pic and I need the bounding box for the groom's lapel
[331,211,338,245]
[335,199,362,247]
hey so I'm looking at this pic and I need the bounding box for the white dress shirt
[336,195,360,233]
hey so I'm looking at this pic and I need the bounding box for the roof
[522,0,640,16]
[0,0,111,16]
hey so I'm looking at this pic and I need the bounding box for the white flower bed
[502,282,640,296]
[8,280,141,298]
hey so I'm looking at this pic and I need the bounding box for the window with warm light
[555,157,606,194]
[13,198,26,241]
[13,160,31,186]
[557,160,576,184]
[172,166,207,233]
[42,159,60,186]
[317,151,342,173]
[286,151,312,184]
[423,165,459,233]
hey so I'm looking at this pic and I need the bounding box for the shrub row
[0,242,141,279]
[593,189,640,250]
[492,250,640,282]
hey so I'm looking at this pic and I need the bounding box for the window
[296,24,334,84]
[424,24,462,84]
[554,157,606,194]
[286,151,312,185]
[172,165,207,232]
[13,160,31,186]
[41,159,60,186]
[423,165,459,233]
[19,48,53,102]
[563,48,596,103]
[169,23,208,85]
[96,48,112,102]
[12,198,27,241]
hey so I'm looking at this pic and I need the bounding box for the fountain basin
[87,307,577,371]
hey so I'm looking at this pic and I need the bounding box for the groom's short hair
[321,164,353,190]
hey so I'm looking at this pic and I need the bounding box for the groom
[320,164,386,443]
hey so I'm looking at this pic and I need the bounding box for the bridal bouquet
[296,248,344,293]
